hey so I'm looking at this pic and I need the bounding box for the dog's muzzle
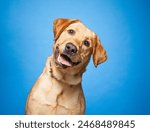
[54,43,80,68]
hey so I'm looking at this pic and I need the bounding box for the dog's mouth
[55,48,80,68]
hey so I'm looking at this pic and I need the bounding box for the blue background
[0,0,150,115]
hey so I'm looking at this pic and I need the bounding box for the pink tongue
[59,55,72,66]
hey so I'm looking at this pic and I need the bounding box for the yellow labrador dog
[26,18,107,115]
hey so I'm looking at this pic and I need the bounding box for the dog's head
[53,18,107,70]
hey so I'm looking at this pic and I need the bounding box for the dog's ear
[92,35,107,67]
[53,18,80,41]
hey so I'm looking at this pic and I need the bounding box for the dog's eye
[67,29,75,35]
[83,40,90,47]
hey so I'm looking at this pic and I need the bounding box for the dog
[26,18,107,115]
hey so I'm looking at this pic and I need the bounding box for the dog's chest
[31,76,84,114]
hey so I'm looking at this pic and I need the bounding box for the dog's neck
[46,56,84,86]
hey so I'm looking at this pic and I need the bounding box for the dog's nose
[65,43,77,55]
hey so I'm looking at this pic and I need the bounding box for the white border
[0,115,149,132]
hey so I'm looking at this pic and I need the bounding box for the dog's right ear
[92,35,107,67]
[53,18,80,42]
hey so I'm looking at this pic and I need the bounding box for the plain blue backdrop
[0,0,150,115]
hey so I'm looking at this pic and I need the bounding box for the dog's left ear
[53,18,80,42]
[92,35,107,67]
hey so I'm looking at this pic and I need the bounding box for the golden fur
[26,18,107,115]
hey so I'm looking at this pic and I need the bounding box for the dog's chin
[54,48,80,69]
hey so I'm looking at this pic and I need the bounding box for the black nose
[65,43,77,55]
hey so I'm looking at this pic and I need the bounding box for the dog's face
[53,18,107,70]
